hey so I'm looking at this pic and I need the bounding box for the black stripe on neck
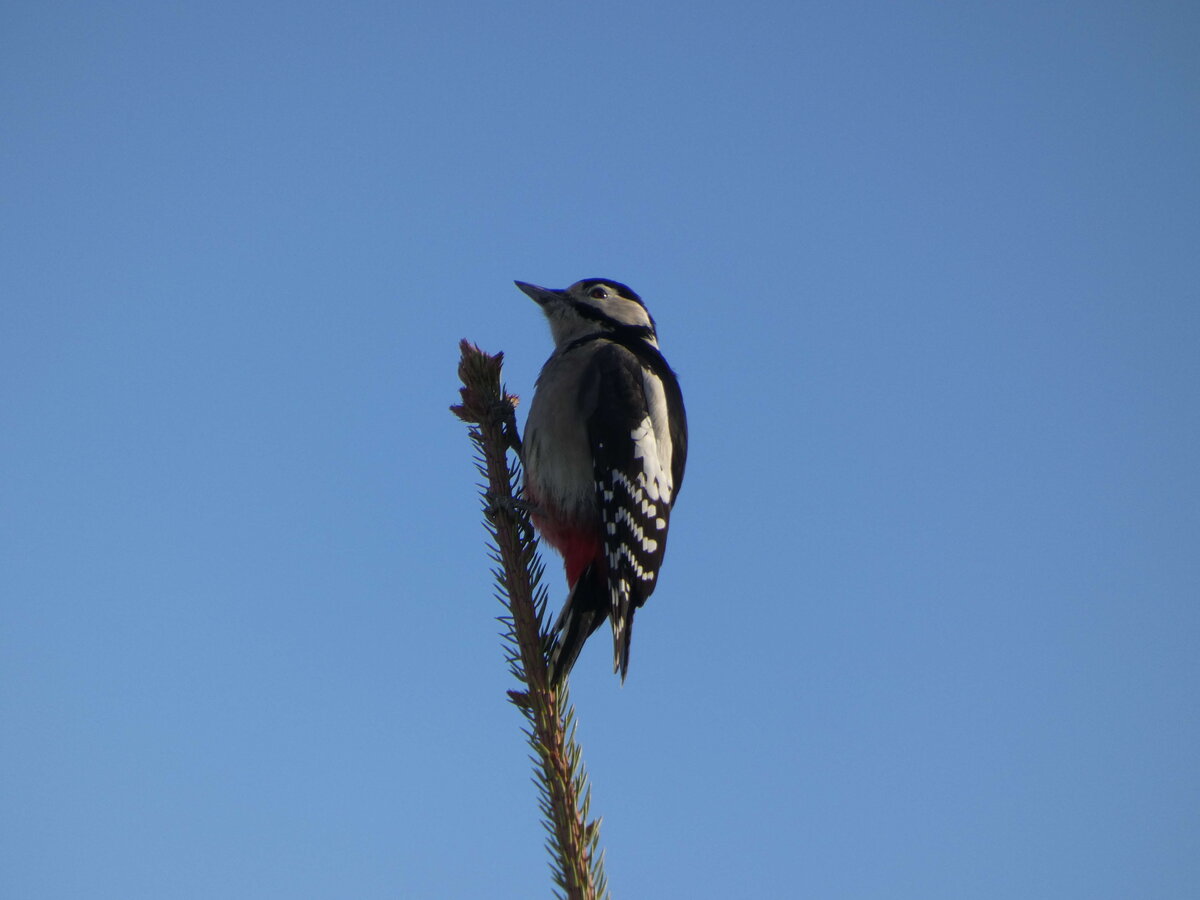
[562,325,652,356]
[568,298,656,333]
[561,327,677,385]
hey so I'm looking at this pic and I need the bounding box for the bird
[516,278,688,682]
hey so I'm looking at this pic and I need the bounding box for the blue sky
[2,1,1197,897]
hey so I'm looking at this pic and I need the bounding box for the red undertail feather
[531,513,603,588]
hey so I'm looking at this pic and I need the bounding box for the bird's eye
[589,287,606,299]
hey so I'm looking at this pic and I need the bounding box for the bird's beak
[514,281,564,306]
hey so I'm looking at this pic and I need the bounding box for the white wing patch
[631,367,674,507]
[615,505,657,554]
[598,469,660,568]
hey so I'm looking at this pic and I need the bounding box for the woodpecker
[516,278,688,682]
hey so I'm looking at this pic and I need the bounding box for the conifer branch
[451,340,609,900]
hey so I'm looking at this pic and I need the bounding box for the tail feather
[611,600,636,682]
[547,564,607,684]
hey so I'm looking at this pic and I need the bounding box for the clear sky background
[2,2,1197,898]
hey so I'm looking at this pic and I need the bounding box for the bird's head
[515,279,658,347]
